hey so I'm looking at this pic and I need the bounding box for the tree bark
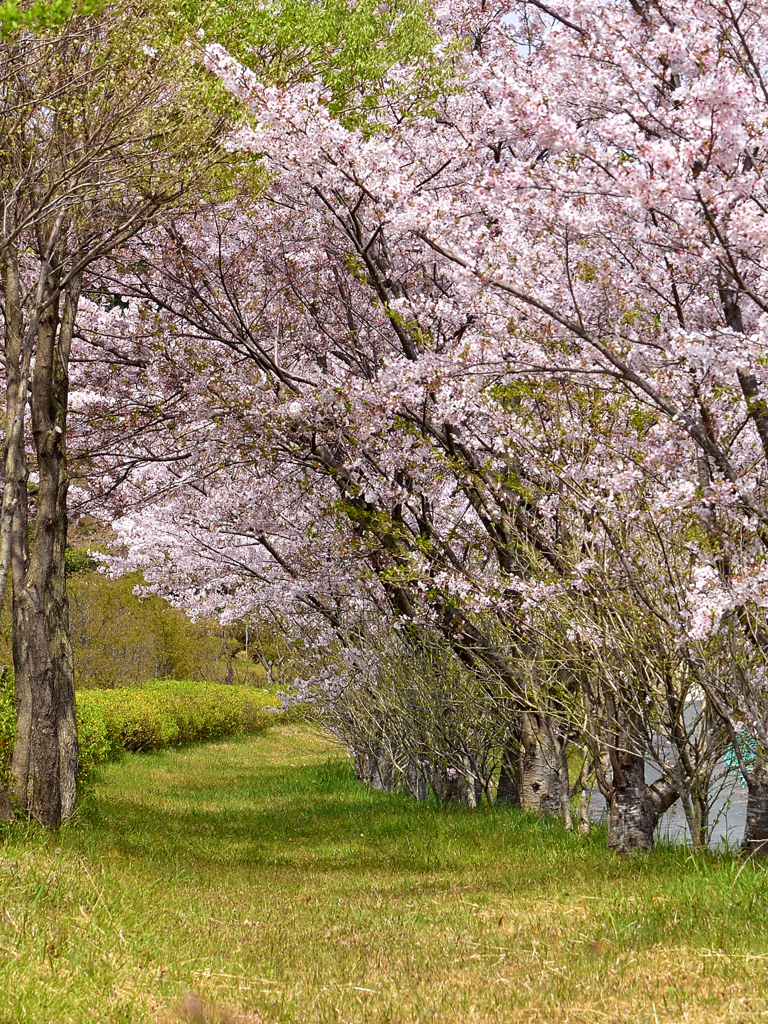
[458,756,482,809]
[0,787,13,820]
[431,764,462,804]
[9,271,79,825]
[519,711,569,819]
[496,738,521,806]
[356,743,395,792]
[0,256,35,615]
[405,758,429,801]
[3,253,32,822]
[607,749,679,852]
[743,755,768,856]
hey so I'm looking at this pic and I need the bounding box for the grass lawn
[1,726,768,1023]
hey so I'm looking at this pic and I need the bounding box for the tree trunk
[0,256,35,616]
[9,272,79,825]
[572,745,595,836]
[744,755,768,856]
[607,749,679,853]
[3,253,32,823]
[458,756,482,809]
[0,785,13,820]
[357,743,395,792]
[405,758,429,801]
[431,764,462,804]
[496,737,521,807]
[519,711,569,818]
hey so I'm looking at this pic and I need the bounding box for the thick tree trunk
[9,273,79,825]
[607,749,679,853]
[608,751,655,852]
[519,711,569,820]
[743,755,768,856]
[12,518,77,821]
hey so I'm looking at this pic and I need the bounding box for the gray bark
[405,759,429,801]
[0,786,13,820]
[744,755,768,856]
[496,739,521,807]
[607,749,679,853]
[458,757,482,809]
[354,744,395,792]
[519,711,569,819]
[9,269,79,825]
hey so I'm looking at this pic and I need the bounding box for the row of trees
[5,0,768,854]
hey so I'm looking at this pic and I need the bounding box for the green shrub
[0,668,15,788]
[75,680,281,782]
[1,676,281,791]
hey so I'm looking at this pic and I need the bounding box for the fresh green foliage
[64,546,96,577]
[75,679,280,782]
[1,670,282,790]
[0,0,101,37]
[1,727,768,1022]
[0,564,268,689]
[68,569,265,688]
[178,0,439,122]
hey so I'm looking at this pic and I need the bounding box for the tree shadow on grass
[59,754,587,890]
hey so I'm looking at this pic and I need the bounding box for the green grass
[2,727,768,1023]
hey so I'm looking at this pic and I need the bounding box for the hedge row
[0,677,281,786]
[0,670,14,793]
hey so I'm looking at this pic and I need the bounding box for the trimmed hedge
[0,669,14,793]
[0,677,281,787]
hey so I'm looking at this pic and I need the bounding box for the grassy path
[2,726,768,1023]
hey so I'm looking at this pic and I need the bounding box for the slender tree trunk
[3,254,32,821]
[405,758,429,801]
[9,483,32,814]
[496,737,521,806]
[458,756,482,808]
[571,745,595,835]
[744,755,768,856]
[0,256,36,615]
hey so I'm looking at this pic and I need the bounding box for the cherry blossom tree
[61,0,768,853]
[199,0,768,850]
[0,3,226,824]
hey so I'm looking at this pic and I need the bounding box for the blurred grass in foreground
[0,725,767,1023]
